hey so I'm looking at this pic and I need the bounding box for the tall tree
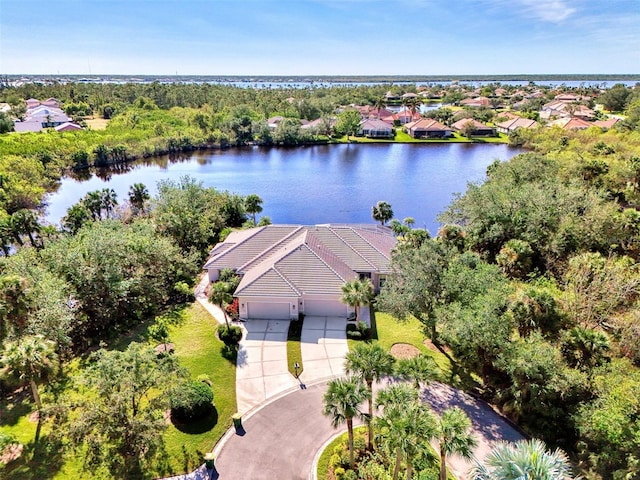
[322,376,369,468]
[341,278,374,322]
[344,342,395,450]
[66,343,185,476]
[471,439,576,480]
[335,109,362,142]
[244,194,263,226]
[83,190,104,220]
[63,203,92,234]
[372,201,393,226]
[128,183,150,215]
[437,407,477,480]
[376,392,438,480]
[0,335,57,413]
[209,281,234,328]
[100,188,118,219]
[10,209,41,248]
[377,239,448,341]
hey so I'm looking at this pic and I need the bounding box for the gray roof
[206,224,396,298]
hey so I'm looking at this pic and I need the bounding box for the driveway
[299,316,348,384]
[212,379,524,480]
[236,320,298,414]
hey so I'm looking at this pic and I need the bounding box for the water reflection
[47,144,525,233]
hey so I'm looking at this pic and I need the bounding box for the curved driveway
[212,380,524,480]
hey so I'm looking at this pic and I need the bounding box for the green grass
[163,302,237,475]
[1,302,237,479]
[287,319,304,377]
[333,130,509,144]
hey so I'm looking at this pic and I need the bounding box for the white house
[203,224,397,320]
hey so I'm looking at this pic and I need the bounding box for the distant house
[404,118,452,138]
[451,118,496,136]
[385,91,400,102]
[395,109,421,125]
[359,119,394,138]
[540,101,595,121]
[548,117,593,130]
[14,98,72,132]
[54,122,83,132]
[593,118,621,129]
[495,117,539,134]
[460,96,491,108]
[267,116,285,129]
[401,92,418,99]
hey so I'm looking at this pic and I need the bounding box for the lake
[45,143,525,235]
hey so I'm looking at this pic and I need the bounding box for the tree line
[377,128,640,479]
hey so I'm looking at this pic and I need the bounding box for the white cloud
[517,0,576,23]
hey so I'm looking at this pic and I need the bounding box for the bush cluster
[169,380,214,422]
[217,325,242,345]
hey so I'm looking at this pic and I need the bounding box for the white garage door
[247,302,290,320]
[304,300,348,317]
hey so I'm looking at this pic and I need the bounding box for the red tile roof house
[359,118,394,138]
[460,96,491,108]
[404,118,452,138]
[548,117,593,130]
[451,118,496,137]
[395,109,421,125]
[203,224,396,321]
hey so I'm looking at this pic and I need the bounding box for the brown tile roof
[405,118,450,131]
[496,117,539,130]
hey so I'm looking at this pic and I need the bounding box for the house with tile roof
[451,118,496,137]
[204,224,396,320]
[495,117,539,134]
[359,118,394,138]
[404,118,452,138]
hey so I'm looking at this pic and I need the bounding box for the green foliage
[42,219,197,347]
[371,201,393,226]
[335,110,362,140]
[169,380,214,422]
[63,342,186,476]
[152,176,244,259]
[341,278,374,322]
[217,325,242,345]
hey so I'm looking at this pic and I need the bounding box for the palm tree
[389,219,409,237]
[0,217,12,255]
[83,190,104,220]
[0,335,57,413]
[396,354,440,390]
[10,209,41,248]
[209,281,234,328]
[100,188,118,218]
[377,397,438,480]
[372,201,393,226]
[128,183,150,214]
[471,439,576,480]
[341,278,374,322]
[373,97,386,119]
[561,326,610,371]
[322,376,369,468]
[437,407,477,480]
[345,342,395,450]
[63,204,92,234]
[245,194,263,225]
[403,217,415,229]
[375,383,418,410]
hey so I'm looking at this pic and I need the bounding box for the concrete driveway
[236,319,298,414]
[299,316,348,384]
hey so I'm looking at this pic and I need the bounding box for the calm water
[46,143,524,235]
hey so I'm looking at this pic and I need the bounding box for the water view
[46,143,524,234]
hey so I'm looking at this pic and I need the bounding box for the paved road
[212,379,524,480]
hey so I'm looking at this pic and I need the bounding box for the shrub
[170,380,214,422]
[218,324,242,345]
[333,467,346,479]
[225,298,239,320]
[173,281,195,302]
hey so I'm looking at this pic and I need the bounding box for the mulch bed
[390,343,420,359]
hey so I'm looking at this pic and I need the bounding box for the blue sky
[1,0,638,75]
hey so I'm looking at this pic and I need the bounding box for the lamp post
[294,362,300,378]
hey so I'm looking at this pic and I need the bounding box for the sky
[1,0,639,76]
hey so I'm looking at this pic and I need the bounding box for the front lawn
[163,302,237,474]
[0,302,236,479]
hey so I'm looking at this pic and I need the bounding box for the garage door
[247,302,290,320]
[304,300,348,317]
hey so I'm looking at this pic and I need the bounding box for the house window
[359,272,371,280]
[379,277,386,288]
